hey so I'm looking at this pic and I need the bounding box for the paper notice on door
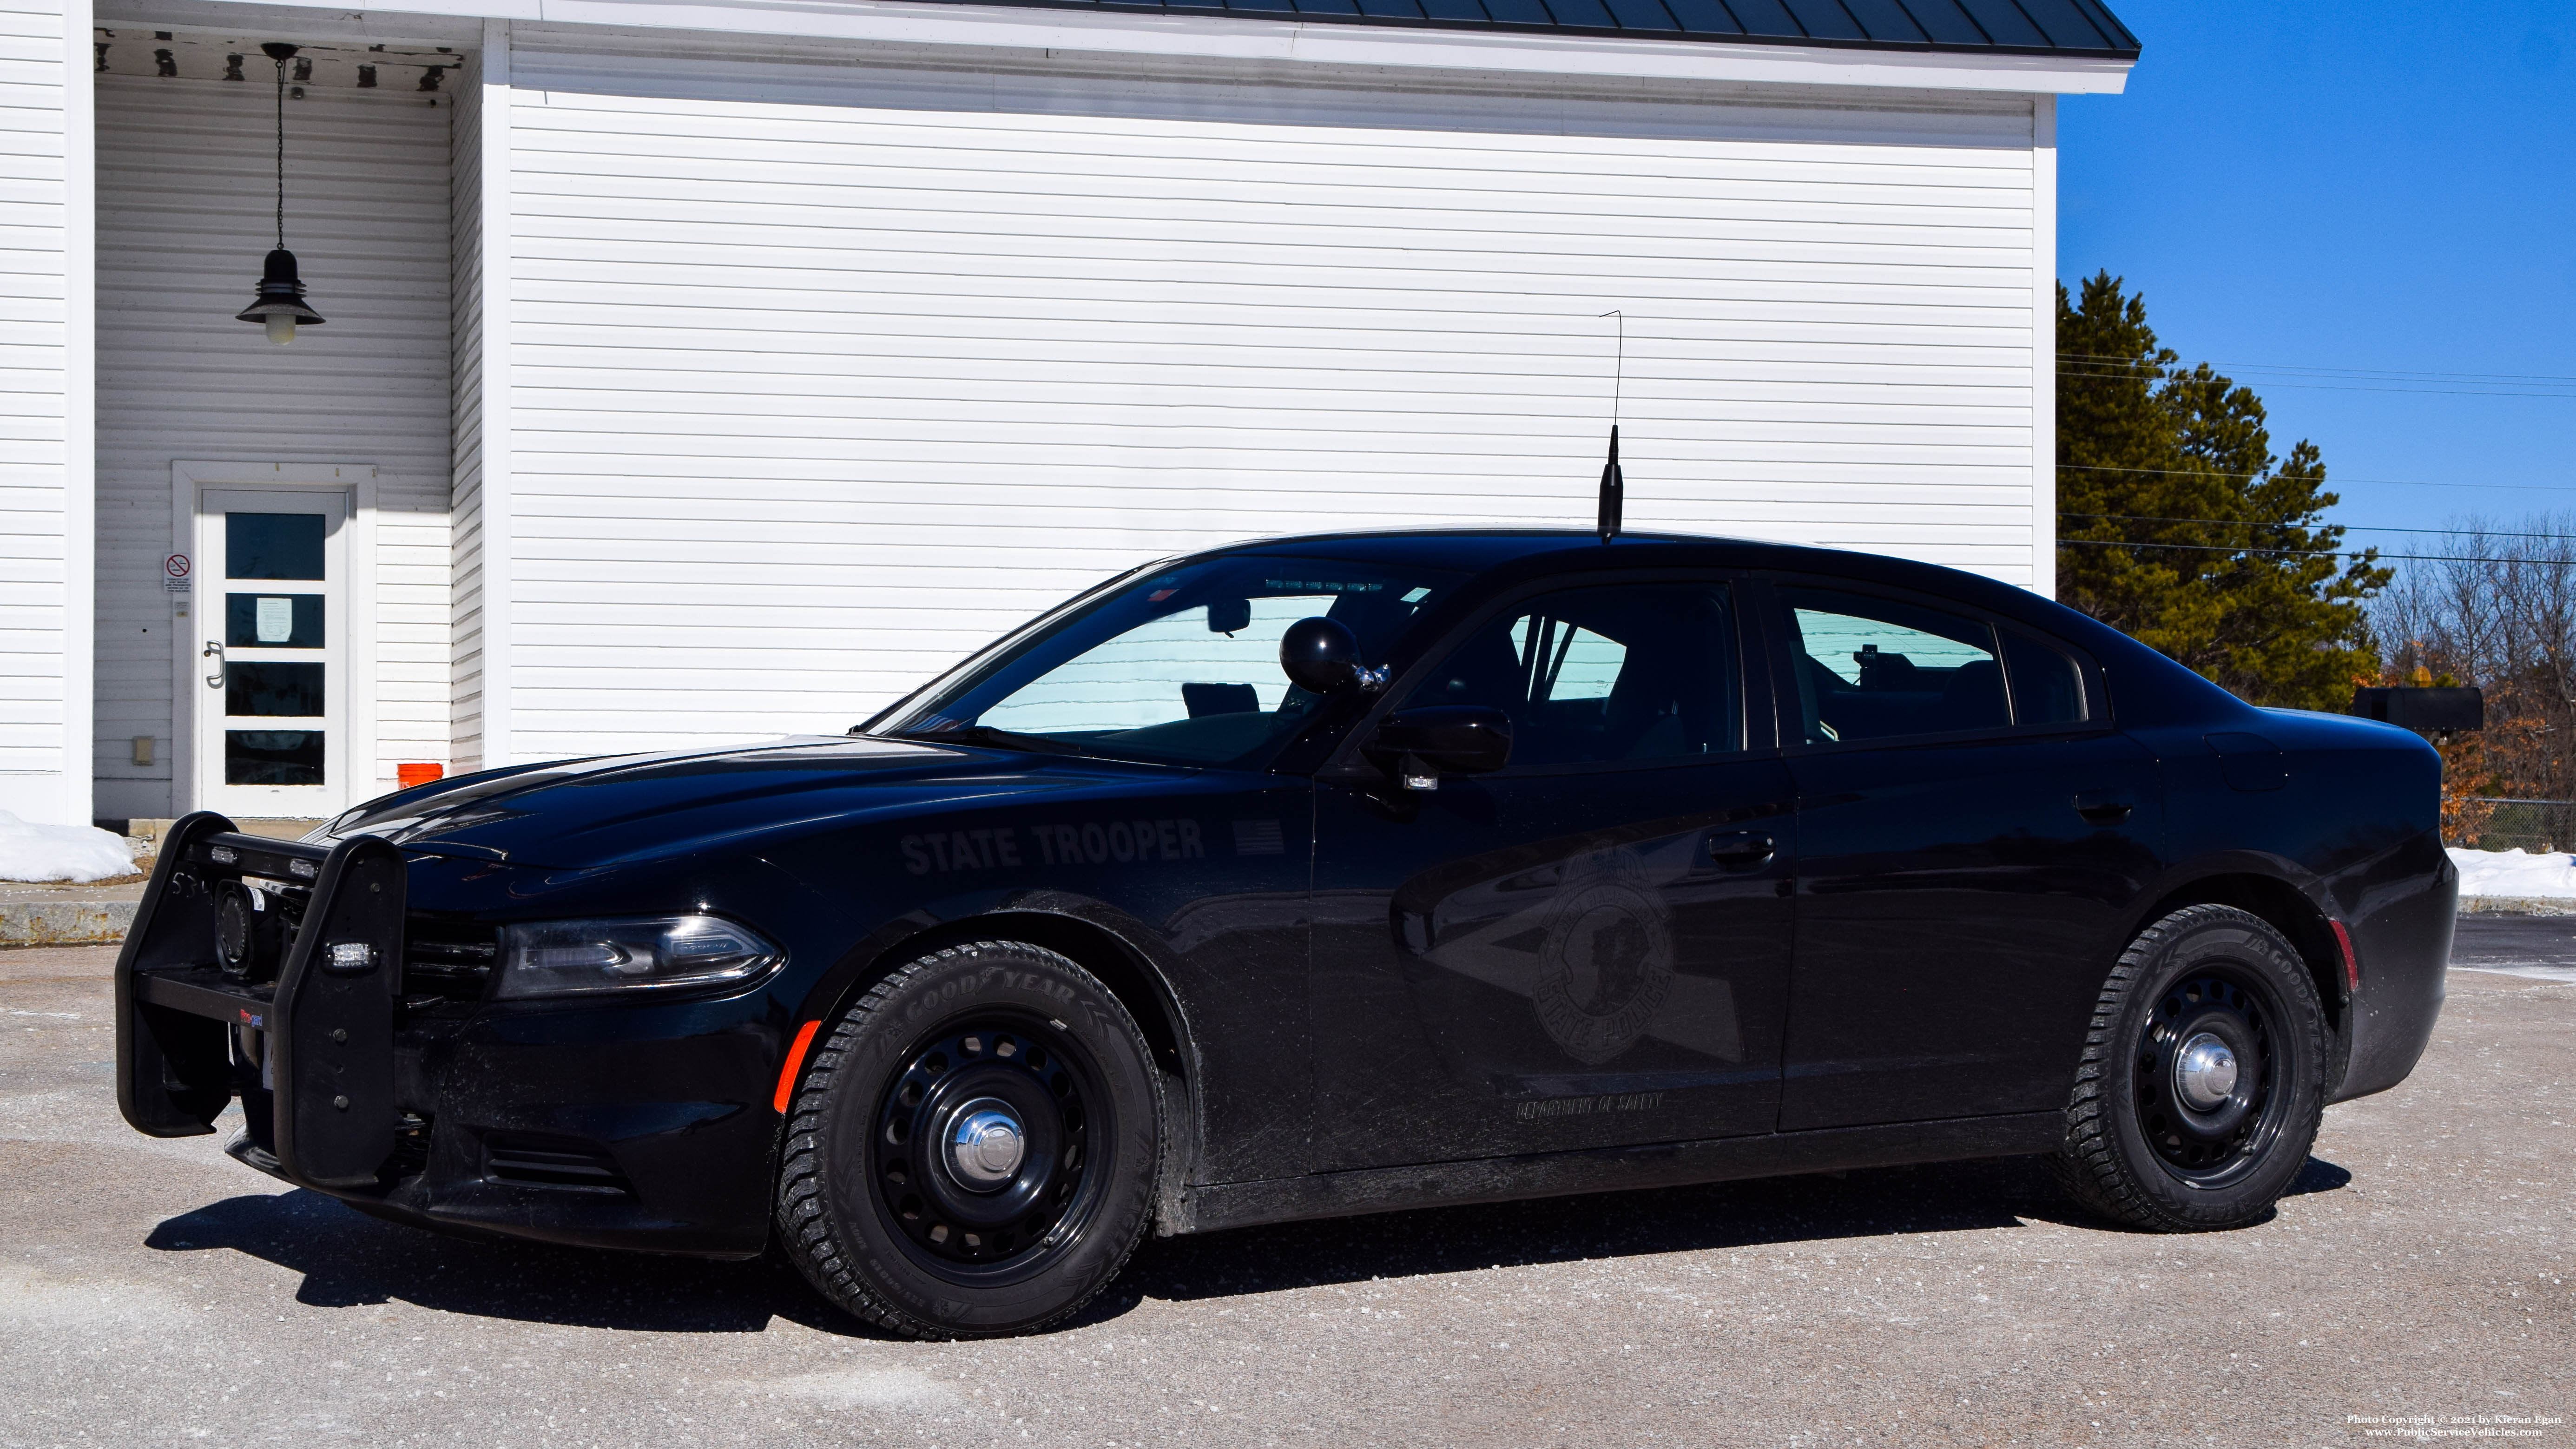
[256,596,293,643]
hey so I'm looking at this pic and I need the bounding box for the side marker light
[2328,919,2359,992]
[774,1020,823,1114]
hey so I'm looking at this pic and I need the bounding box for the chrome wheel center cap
[948,1100,1026,1190]
[2174,1032,2239,1112]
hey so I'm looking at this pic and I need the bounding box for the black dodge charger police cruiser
[115,529,2454,1339]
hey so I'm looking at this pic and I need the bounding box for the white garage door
[494,39,2043,762]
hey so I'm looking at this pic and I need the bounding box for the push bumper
[114,813,779,1258]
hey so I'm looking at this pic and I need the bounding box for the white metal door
[194,490,351,818]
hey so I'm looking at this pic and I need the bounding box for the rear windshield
[869,555,1466,768]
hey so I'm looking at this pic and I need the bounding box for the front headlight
[492,915,784,1000]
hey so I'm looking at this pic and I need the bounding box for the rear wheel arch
[2052,902,2331,1231]
[2128,871,2350,1083]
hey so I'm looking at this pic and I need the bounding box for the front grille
[404,919,498,1001]
[481,1132,632,1195]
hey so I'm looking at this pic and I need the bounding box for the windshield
[871,554,1467,767]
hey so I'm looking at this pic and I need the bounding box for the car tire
[774,939,1164,1338]
[2052,904,2328,1232]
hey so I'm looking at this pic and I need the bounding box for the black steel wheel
[872,1016,1098,1274]
[2054,904,2328,1231]
[2134,970,2281,1186]
[775,940,1162,1338]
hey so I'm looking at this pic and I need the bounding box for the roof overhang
[121,0,2135,92]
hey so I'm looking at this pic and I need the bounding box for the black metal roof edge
[953,0,2142,61]
[2063,0,2140,53]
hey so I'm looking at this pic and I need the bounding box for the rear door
[1760,579,2164,1131]
[1309,573,1797,1170]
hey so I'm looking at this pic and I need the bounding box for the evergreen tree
[2056,272,2389,710]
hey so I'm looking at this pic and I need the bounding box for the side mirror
[1366,705,1513,785]
[1280,617,1385,696]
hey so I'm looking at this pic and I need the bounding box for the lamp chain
[273,53,285,251]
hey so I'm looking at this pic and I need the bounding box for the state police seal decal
[1530,847,1673,1065]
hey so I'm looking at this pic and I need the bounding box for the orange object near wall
[397,762,445,789]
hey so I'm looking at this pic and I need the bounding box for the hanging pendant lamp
[235,41,325,345]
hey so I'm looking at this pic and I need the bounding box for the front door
[1310,576,1796,1172]
[195,490,350,818]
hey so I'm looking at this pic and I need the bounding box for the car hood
[315,736,1152,870]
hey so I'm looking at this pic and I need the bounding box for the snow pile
[2450,846,2576,899]
[0,811,138,883]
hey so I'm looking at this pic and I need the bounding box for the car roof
[1205,527,1967,588]
[1201,527,2255,731]
[1219,526,1763,567]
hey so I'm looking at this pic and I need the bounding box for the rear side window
[2003,632,2088,726]
[1404,581,1744,770]
[1782,588,2007,744]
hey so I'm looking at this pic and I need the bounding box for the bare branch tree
[2374,515,2576,810]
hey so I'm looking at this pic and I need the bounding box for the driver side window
[1403,581,1744,771]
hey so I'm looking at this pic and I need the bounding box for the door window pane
[226,513,326,580]
[227,730,323,785]
[1783,589,2006,744]
[1405,582,1742,770]
[225,593,325,648]
[225,661,325,718]
[893,555,1461,768]
[1530,619,1625,701]
[982,595,1343,737]
[2003,633,2088,725]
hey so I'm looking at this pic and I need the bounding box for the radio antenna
[1596,310,1625,543]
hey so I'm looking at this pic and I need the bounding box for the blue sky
[2057,0,2576,555]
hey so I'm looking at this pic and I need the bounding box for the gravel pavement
[2,933,2568,1448]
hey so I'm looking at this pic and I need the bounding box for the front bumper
[114,814,781,1258]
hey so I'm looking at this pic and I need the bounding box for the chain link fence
[2461,799,2576,854]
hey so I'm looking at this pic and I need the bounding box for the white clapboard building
[4,0,2135,826]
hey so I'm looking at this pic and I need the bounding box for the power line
[2057,538,2542,566]
[2113,382,2568,400]
[2056,369,2575,401]
[2058,513,2576,542]
[2054,353,2576,385]
[2059,461,2576,494]
[2062,538,2370,558]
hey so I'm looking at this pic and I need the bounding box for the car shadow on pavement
[145,1190,846,1335]
[2286,1156,2355,1196]
[141,1152,2354,1339]
[1083,1154,2056,1327]
[1999,1151,2353,1234]
[1080,1151,2357,1327]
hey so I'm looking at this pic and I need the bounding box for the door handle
[2072,790,2134,826]
[1706,830,1776,869]
[203,640,226,690]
